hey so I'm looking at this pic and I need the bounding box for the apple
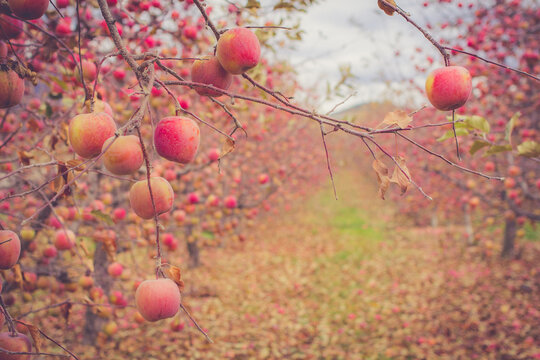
[0,332,32,359]
[129,177,174,219]
[107,262,123,278]
[216,28,261,75]
[224,195,237,209]
[68,112,117,158]
[191,56,233,97]
[8,0,49,20]
[0,230,21,270]
[0,15,23,40]
[54,229,75,251]
[154,117,200,164]
[135,279,181,322]
[102,135,143,175]
[0,68,25,109]
[425,66,472,111]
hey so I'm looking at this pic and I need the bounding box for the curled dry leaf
[61,302,73,325]
[372,159,390,200]
[378,0,396,16]
[220,137,236,159]
[166,265,185,292]
[103,237,117,261]
[18,321,42,353]
[66,159,86,172]
[13,264,23,289]
[17,150,33,166]
[390,156,411,195]
[380,110,412,129]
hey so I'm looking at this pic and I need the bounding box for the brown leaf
[61,302,73,325]
[380,110,412,129]
[378,0,396,15]
[66,159,85,172]
[390,156,411,195]
[103,237,117,261]
[167,266,185,292]
[13,264,23,289]
[49,135,59,151]
[372,159,390,200]
[27,118,41,133]
[220,137,235,159]
[19,322,42,353]
[17,151,33,166]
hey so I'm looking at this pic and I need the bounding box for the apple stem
[452,110,461,161]
[0,295,17,336]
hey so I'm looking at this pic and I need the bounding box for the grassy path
[124,171,539,360]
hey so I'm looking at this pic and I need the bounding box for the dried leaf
[381,110,412,129]
[389,156,411,195]
[61,302,72,325]
[220,138,235,159]
[167,265,185,292]
[372,159,390,200]
[49,135,59,151]
[66,159,86,172]
[17,151,33,166]
[274,1,296,10]
[245,0,260,9]
[103,237,117,261]
[378,0,396,15]
[19,322,42,352]
[12,265,23,289]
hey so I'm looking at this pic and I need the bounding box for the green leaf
[45,102,53,118]
[90,210,114,226]
[452,115,490,133]
[201,231,215,239]
[505,112,520,144]
[464,116,490,134]
[485,144,513,155]
[48,75,69,91]
[517,141,540,158]
[437,128,469,142]
[469,140,491,155]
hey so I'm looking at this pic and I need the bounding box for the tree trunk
[83,242,112,344]
[501,217,517,258]
[464,204,474,245]
[187,240,200,268]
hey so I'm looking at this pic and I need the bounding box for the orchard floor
[95,171,539,359]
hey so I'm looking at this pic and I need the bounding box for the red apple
[425,66,472,111]
[135,278,181,322]
[0,332,32,359]
[8,0,49,20]
[216,28,261,75]
[154,117,200,164]
[0,230,21,270]
[191,56,233,97]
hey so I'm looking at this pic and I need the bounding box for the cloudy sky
[275,0,472,112]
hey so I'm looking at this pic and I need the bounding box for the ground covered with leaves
[15,171,540,359]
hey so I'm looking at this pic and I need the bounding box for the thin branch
[444,46,539,82]
[397,133,504,180]
[380,0,450,66]
[179,303,213,343]
[319,123,337,200]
